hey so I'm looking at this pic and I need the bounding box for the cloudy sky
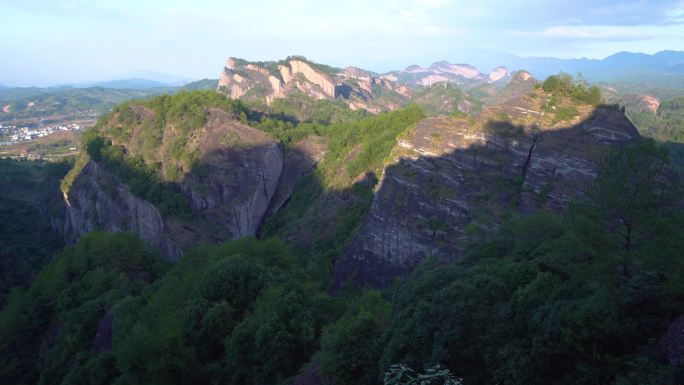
[1,0,684,86]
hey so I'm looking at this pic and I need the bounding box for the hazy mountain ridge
[217,55,513,114]
[3,53,684,385]
[493,50,684,85]
[64,78,173,90]
[334,74,640,289]
[0,80,219,128]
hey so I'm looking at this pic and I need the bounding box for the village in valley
[0,117,91,159]
[0,122,82,143]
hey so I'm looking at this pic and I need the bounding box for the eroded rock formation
[64,161,186,260]
[63,108,327,260]
[332,91,640,290]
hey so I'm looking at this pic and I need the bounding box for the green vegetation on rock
[543,73,602,106]
[3,70,684,385]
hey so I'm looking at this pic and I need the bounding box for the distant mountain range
[479,50,684,85]
[2,50,683,126]
[57,71,194,89]
[3,50,683,91]
[63,78,175,89]
[0,79,219,122]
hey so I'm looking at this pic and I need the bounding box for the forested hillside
[0,158,70,306]
[2,76,684,385]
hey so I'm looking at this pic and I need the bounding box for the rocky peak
[404,64,427,73]
[428,61,483,79]
[226,57,238,69]
[332,90,640,290]
[339,66,373,80]
[515,70,534,82]
[639,94,660,114]
[488,66,510,83]
[495,70,538,103]
[279,59,336,98]
[62,102,329,260]
[217,56,412,113]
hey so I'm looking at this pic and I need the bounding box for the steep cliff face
[332,88,641,289]
[217,56,521,114]
[218,58,264,100]
[180,109,284,238]
[429,61,483,79]
[63,104,327,260]
[495,70,537,103]
[64,161,186,260]
[391,61,512,90]
[217,56,411,113]
[217,57,337,104]
[488,66,511,83]
[279,60,336,98]
[265,135,328,217]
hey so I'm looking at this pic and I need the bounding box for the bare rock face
[181,109,284,238]
[639,94,661,114]
[218,57,337,104]
[488,66,510,83]
[429,61,483,79]
[217,56,412,113]
[64,161,186,260]
[63,109,305,259]
[332,100,640,290]
[218,59,272,101]
[339,67,374,93]
[339,66,373,79]
[495,70,537,103]
[418,74,452,86]
[218,58,265,100]
[265,135,328,217]
[404,64,427,73]
[395,60,493,89]
[284,60,336,98]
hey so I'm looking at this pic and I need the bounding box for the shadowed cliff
[63,106,326,260]
[329,104,640,291]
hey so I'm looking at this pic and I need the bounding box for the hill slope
[3,72,684,385]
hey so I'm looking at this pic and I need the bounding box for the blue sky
[1,0,684,86]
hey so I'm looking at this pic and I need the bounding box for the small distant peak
[404,65,427,73]
[428,61,482,78]
[285,55,309,63]
[511,70,534,82]
[429,61,478,70]
[429,60,450,68]
[488,66,510,82]
[340,66,372,79]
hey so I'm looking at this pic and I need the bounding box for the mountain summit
[217,56,511,114]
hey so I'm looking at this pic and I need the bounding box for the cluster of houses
[0,123,81,142]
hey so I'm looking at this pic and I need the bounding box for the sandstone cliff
[180,109,284,238]
[391,61,511,90]
[64,161,186,260]
[63,105,327,260]
[332,84,641,289]
[218,57,338,104]
[217,56,520,114]
[217,56,411,113]
[488,66,511,83]
[429,61,483,79]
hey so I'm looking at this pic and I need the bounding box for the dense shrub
[543,73,602,105]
